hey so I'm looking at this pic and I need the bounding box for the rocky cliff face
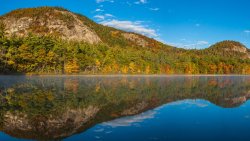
[208,40,250,59]
[122,33,149,47]
[1,8,101,44]
[223,44,250,58]
[223,45,248,53]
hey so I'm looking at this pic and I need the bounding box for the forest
[0,20,250,75]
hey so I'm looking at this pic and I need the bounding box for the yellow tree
[242,65,250,74]
[64,59,80,74]
[121,66,128,74]
[102,65,112,73]
[129,62,136,73]
[208,64,217,74]
[165,64,173,74]
[145,65,150,74]
[112,62,119,73]
[184,63,192,74]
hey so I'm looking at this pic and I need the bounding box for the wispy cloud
[104,13,114,17]
[101,20,158,37]
[94,15,105,20]
[149,8,160,11]
[95,8,104,12]
[135,0,147,4]
[94,0,158,38]
[196,40,209,45]
[96,0,114,3]
[168,40,209,49]
[244,30,250,33]
[94,13,114,20]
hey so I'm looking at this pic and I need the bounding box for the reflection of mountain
[0,76,249,140]
[3,106,99,140]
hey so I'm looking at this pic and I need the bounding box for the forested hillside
[0,7,249,74]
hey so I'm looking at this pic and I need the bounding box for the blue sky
[0,0,250,49]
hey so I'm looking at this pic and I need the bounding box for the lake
[0,75,250,141]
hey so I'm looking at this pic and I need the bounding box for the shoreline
[0,74,249,77]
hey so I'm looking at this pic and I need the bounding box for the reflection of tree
[0,76,249,140]
[64,78,79,94]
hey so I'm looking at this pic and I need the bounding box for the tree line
[0,22,249,74]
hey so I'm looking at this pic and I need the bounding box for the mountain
[0,7,249,74]
[0,7,169,49]
[1,7,101,44]
[205,41,250,59]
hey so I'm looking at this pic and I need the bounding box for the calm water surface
[0,75,250,141]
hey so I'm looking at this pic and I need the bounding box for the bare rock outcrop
[2,9,101,44]
[122,33,149,47]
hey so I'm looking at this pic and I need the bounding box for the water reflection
[0,75,249,140]
[103,110,157,127]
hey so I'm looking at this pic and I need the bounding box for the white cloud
[167,40,209,49]
[149,8,160,11]
[140,0,147,3]
[197,40,209,45]
[95,8,104,12]
[244,30,250,33]
[96,0,114,3]
[104,13,114,17]
[94,15,105,20]
[101,20,158,37]
[135,0,147,4]
[94,13,114,20]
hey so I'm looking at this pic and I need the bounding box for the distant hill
[0,7,249,74]
[205,41,250,59]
